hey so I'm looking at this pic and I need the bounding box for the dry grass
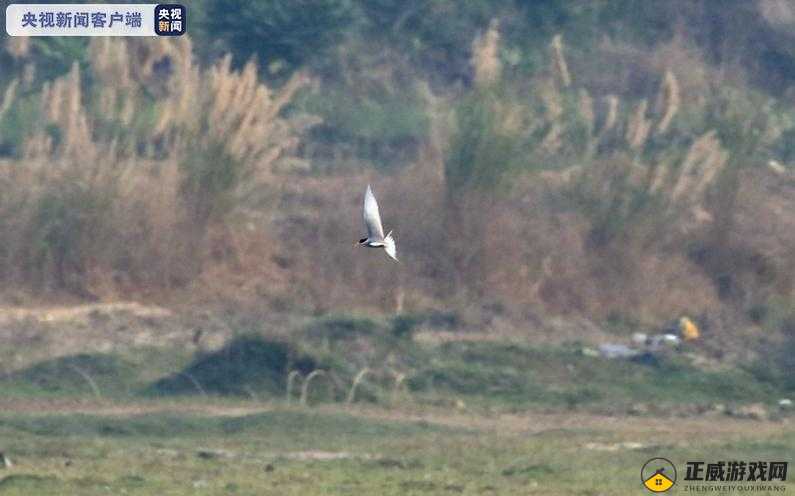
[0,30,792,344]
[264,32,793,327]
[0,37,311,298]
[550,34,571,88]
[655,69,680,134]
[471,20,501,88]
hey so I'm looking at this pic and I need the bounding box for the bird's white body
[359,185,398,261]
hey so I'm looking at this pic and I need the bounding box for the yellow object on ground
[679,316,699,341]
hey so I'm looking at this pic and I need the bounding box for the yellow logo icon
[642,458,677,493]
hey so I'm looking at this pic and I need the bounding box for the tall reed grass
[0,37,311,297]
[432,26,795,321]
[0,25,792,335]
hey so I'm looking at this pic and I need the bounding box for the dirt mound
[8,353,137,395]
[148,336,316,397]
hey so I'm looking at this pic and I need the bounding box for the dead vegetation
[0,29,793,357]
[0,36,311,299]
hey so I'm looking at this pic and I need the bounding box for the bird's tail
[384,231,398,262]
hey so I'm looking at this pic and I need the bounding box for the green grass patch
[0,407,791,495]
[0,409,463,446]
[407,341,782,411]
[5,354,138,397]
[0,328,788,413]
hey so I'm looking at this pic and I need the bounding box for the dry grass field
[2,3,795,494]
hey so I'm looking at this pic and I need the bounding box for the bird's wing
[383,231,398,262]
[363,184,385,239]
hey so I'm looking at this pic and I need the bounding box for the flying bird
[357,184,398,261]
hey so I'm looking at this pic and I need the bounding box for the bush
[301,84,429,170]
[26,182,114,290]
[202,0,355,79]
[444,87,526,193]
[149,335,317,397]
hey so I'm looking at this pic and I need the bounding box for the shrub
[202,0,355,79]
[149,335,317,397]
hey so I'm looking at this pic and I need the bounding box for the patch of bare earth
[0,302,233,371]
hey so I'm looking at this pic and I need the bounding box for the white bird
[357,184,398,261]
